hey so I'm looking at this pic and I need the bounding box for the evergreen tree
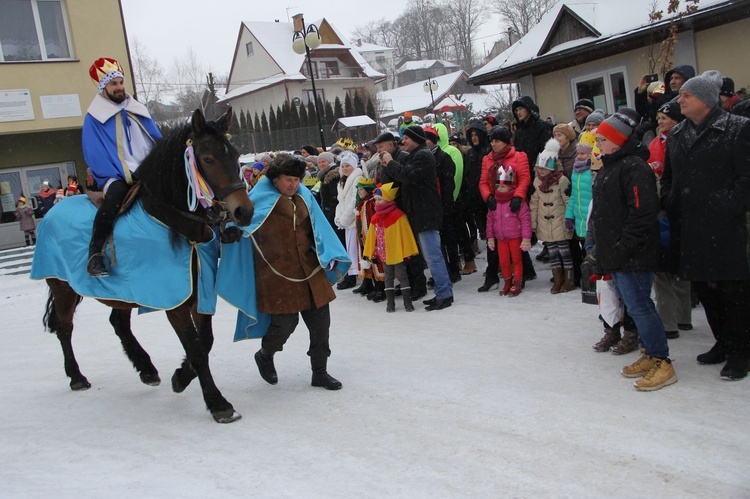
[255,112,262,133]
[299,101,309,127]
[366,98,376,121]
[334,97,344,120]
[261,111,269,133]
[268,105,276,131]
[245,109,253,132]
[307,101,317,125]
[234,111,243,136]
[290,102,301,128]
[277,104,286,130]
[354,92,366,117]
[325,101,335,126]
[344,93,354,117]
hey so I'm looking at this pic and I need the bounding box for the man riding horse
[82,57,162,277]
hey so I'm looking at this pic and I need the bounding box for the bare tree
[646,0,700,76]
[169,47,209,116]
[491,0,555,37]
[442,0,487,73]
[130,38,169,105]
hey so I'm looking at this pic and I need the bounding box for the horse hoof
[70,379,91,391]
[212,410,242,424]
[171,367,196,393]
[140,372,161,386]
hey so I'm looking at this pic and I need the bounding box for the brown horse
[40,108,253,423]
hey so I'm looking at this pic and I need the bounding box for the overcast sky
[120,0,504,77]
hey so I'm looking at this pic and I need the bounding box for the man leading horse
[82,57,162,277]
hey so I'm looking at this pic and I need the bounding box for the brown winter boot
[461,260,477,275]
[500,278,513,296]
[592,325,621,352]
[559,267,576,293]
[634,358,677,391]
[550,267,564,294]
[611,329,640,355]
[507,278,522,297]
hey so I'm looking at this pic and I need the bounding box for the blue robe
[30,196,218,314]
[216,176,351,341]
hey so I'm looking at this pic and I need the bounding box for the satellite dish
[292,97,301,106]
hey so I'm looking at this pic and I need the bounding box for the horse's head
[190,108,254,226]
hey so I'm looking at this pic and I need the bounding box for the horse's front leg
[108,308,160,386]
[46,279,90,391]
[170,307,213,393]
[166,304,240,423]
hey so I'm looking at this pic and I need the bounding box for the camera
[645,74,659,83]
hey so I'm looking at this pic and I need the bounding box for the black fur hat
[265,153,306,180]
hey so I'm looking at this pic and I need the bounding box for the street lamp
[423,79,439,121]
[292,17,326,151]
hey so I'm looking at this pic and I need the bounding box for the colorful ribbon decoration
[184,142,215,211]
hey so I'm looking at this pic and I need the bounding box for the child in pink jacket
[486,163,533,296]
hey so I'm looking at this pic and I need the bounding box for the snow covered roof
[469,0,732,84]
[378,70,467,118]
[222,18,384,102]
[350,40,394,53]
[397,59,459,73]
[331,115,376,131]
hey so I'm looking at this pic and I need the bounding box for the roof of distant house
[397,60,460,74]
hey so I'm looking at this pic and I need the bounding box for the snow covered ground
[1,247,748,498]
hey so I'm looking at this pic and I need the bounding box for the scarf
[491,145,512,164]
[494,190,515,203]
[372,201,400,228]
[537,171,563,193]
[573,157,591,174]
[39,188,56,199]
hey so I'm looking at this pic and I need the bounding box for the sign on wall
[40,94,82,119]
[0,90,35,122]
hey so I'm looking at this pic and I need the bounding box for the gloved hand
[510,196,522,213]
[565,218,575,232]
[220,226,243,243]
[520,239,531,252]
[486,196,497,211]
[531,231,538,246]
[487,239,496,251]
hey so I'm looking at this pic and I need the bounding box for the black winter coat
[461,125,489,204]
[431,145,456,217]
[591,137,660,273]
[384,144,443,233]
[661,106,750,281]
[513,116,552,172]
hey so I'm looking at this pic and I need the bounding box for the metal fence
[232,125,380,154]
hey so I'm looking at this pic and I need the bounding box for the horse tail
[43,290,83,334]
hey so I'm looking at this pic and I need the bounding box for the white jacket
[334,167,364,229]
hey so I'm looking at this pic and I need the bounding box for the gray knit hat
[584,110,605,126]
[680,70,723,108]
[597,107,639,147]
[318,151,336,165]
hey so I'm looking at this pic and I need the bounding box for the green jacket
[434,123,463,200]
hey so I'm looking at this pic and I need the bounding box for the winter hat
[404,111,413,119]
[18,196,26,204]
[648,81,666,96]
[356,178,377,191]
[374,182,399,202]
[496,164,515,185]
[89,57,125,91]
[449,132,462,144]
[584,110,605,127]
[301,145,317,156]
[252,161,265,171]
[484,115,498,127]
[574,98,595,113]
[339,151,359,168]
[535,138,561,171]
[42,180,50,187]
[720,77,735,97]
[258,153,273,164]
[657,101,684,123]
[596,107,639,147]
[66,183,79,195]
[56,189,65,200]
[423,126,439,143]
[364,140,378,154]
[488,125,512,144]
[402,125,426,144]
[553,123,576,143]
[577,131,596,153]
[373,131,397,144]
[679,70,723,108]
[318,151,336,165]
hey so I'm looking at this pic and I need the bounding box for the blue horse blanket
[30,195,218,314]
[216,177,351,341]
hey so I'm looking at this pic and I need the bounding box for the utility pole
[206,72,216,119]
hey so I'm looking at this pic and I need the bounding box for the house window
[245,41,254,56]
[0,0,72,62]
[375,54,386,63]
[301,61,319,79]
[570,66,629,115]
[302,89,325,107]
[321,61,340,79]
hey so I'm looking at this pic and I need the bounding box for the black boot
[401,287,414,312]
[720,355,749,380]
[385,289,396,313]
[697,342,727,365]
[478,272,499,292]
[352,277,373,295]
[337,274,357,290]
[367,280,386,302]
[86,245,109,277]
[311,357,342,390]
[254,349,278,385]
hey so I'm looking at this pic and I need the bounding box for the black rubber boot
[86,245,109,277]
[352,277,373,295]
[385,289,396,313]
[311,357,342,390]
[401,287,414,312]
[254,349,278,385]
